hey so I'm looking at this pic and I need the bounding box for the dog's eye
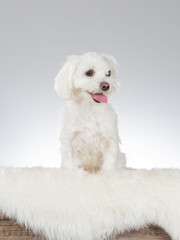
[106,70,111,77]
[85,69,94,77]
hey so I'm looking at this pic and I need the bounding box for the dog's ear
[101,54,118,77]
[55,56,78,100]
[101,54,118,65]
[101,54,120,91]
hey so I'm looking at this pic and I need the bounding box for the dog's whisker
[72,88,82,93]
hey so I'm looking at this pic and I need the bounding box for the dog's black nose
[100,82,110,91]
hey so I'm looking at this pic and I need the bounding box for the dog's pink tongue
[92,94,108,103]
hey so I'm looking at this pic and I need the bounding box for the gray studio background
[0,0,180,169]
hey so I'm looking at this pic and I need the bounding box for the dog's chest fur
[61,101,118,172]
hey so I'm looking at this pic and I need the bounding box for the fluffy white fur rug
[0,167,180,240]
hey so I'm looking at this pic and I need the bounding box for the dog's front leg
[101,142,119,172]
[60,143,79,171]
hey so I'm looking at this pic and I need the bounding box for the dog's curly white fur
[55,52,126,172]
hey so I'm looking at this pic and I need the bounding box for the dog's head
[55,52,119,103]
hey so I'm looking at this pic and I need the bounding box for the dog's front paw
[101,162,116,172]
[60,163,79,172]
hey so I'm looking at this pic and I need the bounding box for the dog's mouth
[88,92,108,103]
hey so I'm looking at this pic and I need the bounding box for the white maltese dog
[55,52,126,173]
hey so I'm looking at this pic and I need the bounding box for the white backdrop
[0,0,180,169]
